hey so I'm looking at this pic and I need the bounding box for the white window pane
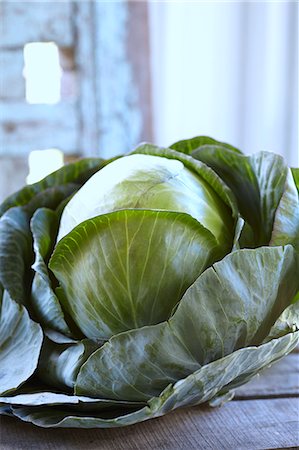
[23,42,62,104]
[27,149,64,184]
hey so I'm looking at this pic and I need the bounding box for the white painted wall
[149,1,298,166]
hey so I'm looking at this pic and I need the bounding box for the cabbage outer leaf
[191,146,298,251]
[50,209,219,340]
[30,208,73,335]
[0,207,33,304]
[291,168,299,194]
[170,136,242,155]
[270,169,299,252]
[132,144,238,223]
[75,245,298,401]
[0,392,143,409]
[0,289,43,395]
[6,331,298,428]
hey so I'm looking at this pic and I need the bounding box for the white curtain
[149,1,298,166]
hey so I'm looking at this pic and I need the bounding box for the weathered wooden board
[0,2,74,48]
[91,1,152,158]
[0,398,298,450]
[0,156,28,203]
[0,102,78,155]
[127,1,153,144]
[0,50,25,99]
[0,0,152,167]
[74,2,99,157]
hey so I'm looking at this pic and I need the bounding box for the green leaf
[0,158,105,217]
[192,146,260,238]
[0,392,143,409]
[0,183,85,308]
[11,404,151,428]
[131,144,238,252]
[30,208,72,336]
[0,207,33,304]
[8,332,298,428]
[132,143,238,221]
[44,329,78,344]
[291,168,299,194]
[150,331,299,413]
[76,321,200,401]
[0,405,13,417]
[264,301,299,341]
[0,188,83,306]
[270,169,299,251]
[37,338,99,390]
[293,291,299,303]
[249,152,288,243]
[50,209,220,340]
[75,246,298,401]
[171,245,298,355]
[170,136,242,155]
[192,148,289,246]
[57,150,237,252]
[23,183,80,216]
[0,289,43,395]
[232,216,245,251]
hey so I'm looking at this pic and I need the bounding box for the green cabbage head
[0,137,298,428]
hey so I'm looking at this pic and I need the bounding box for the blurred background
[0,1,298,202]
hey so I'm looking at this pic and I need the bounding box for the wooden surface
[1,349,298,450]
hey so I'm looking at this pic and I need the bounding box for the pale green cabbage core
[57,154,231,244]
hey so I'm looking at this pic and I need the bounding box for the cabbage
[0,137,298,428]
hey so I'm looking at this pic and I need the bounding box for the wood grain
[127,1,153,143]
[0,1,152,161]
[0,2,74,48]
[0,50,25,99]
[74,2,99,158]
[0,398,298,450]
[0,352,298,450]
[0,156,28,203]
[0,102,78,155]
